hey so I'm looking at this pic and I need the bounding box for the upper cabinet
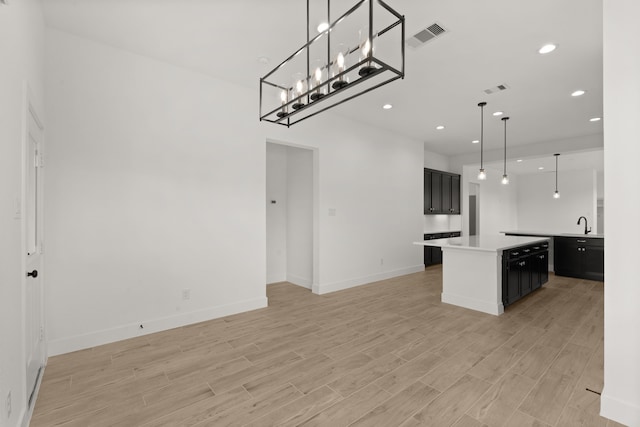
[424,168,461,215]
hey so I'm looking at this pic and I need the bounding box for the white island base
[416,235,550,316]
[441,247,504,315]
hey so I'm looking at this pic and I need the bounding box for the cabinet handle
[577,240,586,243]
[511,252,519,256]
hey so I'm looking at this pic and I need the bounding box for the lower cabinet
[424,232,461,267]
[502,243,549,307]
[554,237,604,281]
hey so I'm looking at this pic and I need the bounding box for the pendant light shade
[501,116,509,185]
[553,153,560,198]
[477,102,487,180]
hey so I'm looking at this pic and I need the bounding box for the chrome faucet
[577,216,591,235]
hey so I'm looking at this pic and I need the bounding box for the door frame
[21,83,46,422]
[265,138,319,292]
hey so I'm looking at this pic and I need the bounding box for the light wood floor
[32,267,625,427]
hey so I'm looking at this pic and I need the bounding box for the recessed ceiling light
[571,90,586,97]
[538,166,545,170]
[538,44,557,54]
[472,140,479,144]
[317,22,329,32]
[493,111,503,116]
[382,104,393,110]
[436,125,445,130]
[590,117,602,122]
[516,159,523,163]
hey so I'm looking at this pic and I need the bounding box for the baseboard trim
[48,296,268,356]
[287,274,312,289]
[601,388,640,426]
[315,265,424,295]
[441,291,504,316]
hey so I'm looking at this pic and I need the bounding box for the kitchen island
[415,235,550,315]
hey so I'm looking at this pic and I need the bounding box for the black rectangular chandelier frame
[259,0,405,127]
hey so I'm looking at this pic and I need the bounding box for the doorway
[266,142,316,290]
[23,97,45,409]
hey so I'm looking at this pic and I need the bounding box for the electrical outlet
[6,391,11,419]
[181,289,191,301]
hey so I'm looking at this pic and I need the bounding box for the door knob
[27,270,38,278]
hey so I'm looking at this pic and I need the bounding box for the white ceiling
[484,149,603,176]
[43,0,604,157]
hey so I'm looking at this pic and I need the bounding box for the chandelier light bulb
[292,77,305,110]
[311,65,326,101]
[502,175,509,185]
[337,52,345,70]
[362,39,371,56]
[277,90,288,117]
[478,169,486,180]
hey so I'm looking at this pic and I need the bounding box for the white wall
[44,29,424,354]
[424,147,450,171]
[517,169,598,234]
[44,29,269,354]
[597,170,604,200]
[602,1,640,425]
[461,166,518,237]
[266,143,287,284]
[0,1,45,426]
[286,147,313,288]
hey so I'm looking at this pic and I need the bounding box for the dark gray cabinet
[424,169,460,214]
[554,237,604,281]
[450,175,460,214]
[502,243,549,307]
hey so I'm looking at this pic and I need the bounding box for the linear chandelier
[259,0,405,127]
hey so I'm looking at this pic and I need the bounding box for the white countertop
[414,235,550,252]
[501,230,604,239]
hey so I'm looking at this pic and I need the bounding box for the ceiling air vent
[484,84,510,95]
[406,22,448,49]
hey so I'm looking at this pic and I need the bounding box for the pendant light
[477,102,487,180]
[501,116,509,185]
[553,153,561,198]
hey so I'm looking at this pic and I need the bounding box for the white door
[24,103,45,408]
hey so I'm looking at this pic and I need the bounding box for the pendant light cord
[480,106,484,168]
[478,102,486,169]
[556,154,558,193]
[503,117,508,176]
